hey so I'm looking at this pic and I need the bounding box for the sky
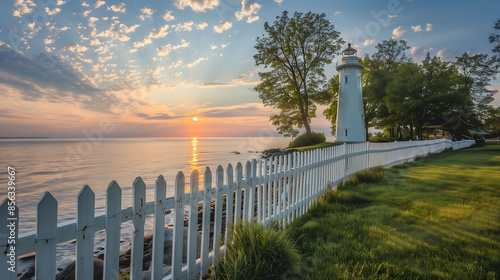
[0,0,499,138]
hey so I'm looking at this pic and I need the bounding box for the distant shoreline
[0,137,51,139]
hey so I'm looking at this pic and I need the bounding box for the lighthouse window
[345,129,348,137]
[345,76,348,84]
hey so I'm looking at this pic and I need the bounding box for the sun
[192,116,198,122]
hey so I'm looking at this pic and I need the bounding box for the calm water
[0,137,301,233]
[1,137,307,272]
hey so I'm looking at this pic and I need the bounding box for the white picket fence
[0,139,475,280]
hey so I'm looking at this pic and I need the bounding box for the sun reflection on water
[190,137,198,171]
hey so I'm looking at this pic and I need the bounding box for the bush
[288,132,326,148]
[216,221,300,280]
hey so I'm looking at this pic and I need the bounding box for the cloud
[63,42,88,54]
[214,21,232,33]
[410,46,425,58]
[82,1,90,7]
[235,0,261,23]
[436,49,448,60]
[89,39,101,46]
[197,103,269,118]
[362,39,375,47]
[197,22,208,30]
[426,23,433,31]
[82,10,91,17]
[157,40,190,56]
[186,57,207,68]
[175,72,182,77]
[148,24,169,38]
[95,0,106,8]
[392,26,408,38]
[411,25,422,32]
[108,3,126,13]
[200,69,259,87]
[0,45,123,112]
[133,38,152,48]
[210,44,217,50]
[162,10,175,21]
[44,38,55,45]
[137,112,178,120]
[174,0,219,12]
[140,7,155,20]
[175,21,194,31]
[274,0,283,4]
[169,60,182,69]
[45,7,61,15]
[334,11,341,16]
[13,0,35,17]
[120,23,140,34]
[57,0,66,5]
[88,16,99,27]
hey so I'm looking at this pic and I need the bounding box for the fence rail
[0,139,475,280]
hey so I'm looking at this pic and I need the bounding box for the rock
[141,266,172,280]
[19,264,35,280]
[160,227,201,266]
[19,252,36,261]
[230,151,240,154]
[55,258,104,280]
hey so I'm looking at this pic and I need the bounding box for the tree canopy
[254,11,343,137]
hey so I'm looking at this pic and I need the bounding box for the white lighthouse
[335,43,366,143]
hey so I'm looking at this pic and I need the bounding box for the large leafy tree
[254,11,343,137]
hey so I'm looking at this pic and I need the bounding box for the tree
[254,11,343,137]
[489,19,500,56]
[323,75,339,135]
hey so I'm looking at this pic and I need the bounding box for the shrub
[288,132,326,148]
[216,221,300,280]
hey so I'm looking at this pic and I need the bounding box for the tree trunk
[365,126,369,141]
[302,115,312,134]
[410,123,414,139]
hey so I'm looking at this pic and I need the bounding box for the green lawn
[286,141,500,280]
[289,142,343,151]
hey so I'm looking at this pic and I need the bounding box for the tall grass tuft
[216,221,300,280]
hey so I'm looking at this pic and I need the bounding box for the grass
[286,141,500,280]
[289,142,343,151]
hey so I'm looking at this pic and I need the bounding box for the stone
[55,258,104,280]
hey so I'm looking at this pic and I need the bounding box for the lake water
[0,137,308,233]
[2,137,311,273]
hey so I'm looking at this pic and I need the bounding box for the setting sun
[193,117,198,122]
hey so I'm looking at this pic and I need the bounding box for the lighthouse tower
[335,43,366,143]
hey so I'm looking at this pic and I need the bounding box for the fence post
[36,192,57,280]
[213,166,225,270]
[131,177,146,280]
[243,161,252,222]
[257,159,263,223]
[200,167,212,277]
[104,181,122,280]
[76,185,95,280]
[172,172,185,279]
[0,198,18,280]
[152,176,166,280]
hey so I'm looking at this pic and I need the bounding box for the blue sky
[0,0,499,137]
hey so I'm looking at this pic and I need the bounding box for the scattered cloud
[436,49,448,60]
[94,0,105,8]
[362,39,375,47]
[108,3,126,13]
[174,0,220,12]
[334,11,342,16]
[62,42,88,54]
[45,7,61,15]
[426,23,433,31]
[157,40,190,56]
[411,25,422,32]
[175,21,194,32]
[88,16,99,27]
[197,103,269,118]
[13,0,36,17]
[186,57,207,68]
[200,69,259,87]
[214,21,232,33]
[140,7,155,20]
[197,22,208,30]
[82,1,90,7]
[162,10,175,21]
[210,44,218,50]
[148,24,169,38]
[392,26,408,38]
[169,60,182,69]
[44,38,55,45]
[274,0,283,4]
[57,0,66,5]
[137,112,178,120]
[235,0,262,23]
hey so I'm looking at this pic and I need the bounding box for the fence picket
[104,181,122,280]
[187,170,199,280]
[152,176,166,280]
[200,167,212,277]
[36,192,57,280]
[172,172,186,279]
[213,166,225,269]
[234,163,243,223]
[224,164,234,252]
[131,177,146,280]
[76,185,95,280]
